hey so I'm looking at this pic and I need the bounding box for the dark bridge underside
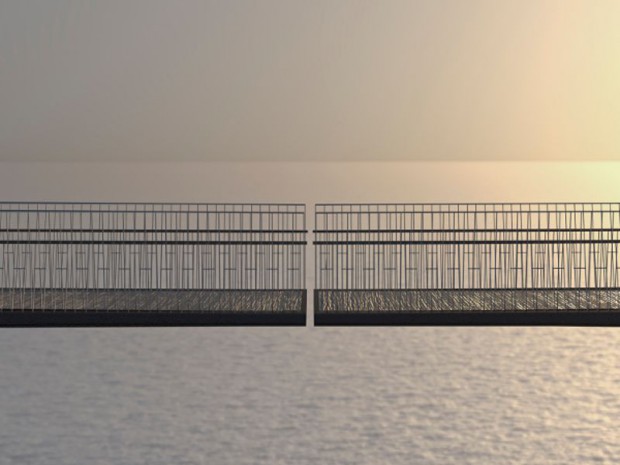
[314,289,620,326]
[0,290,306,327]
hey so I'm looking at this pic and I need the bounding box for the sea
[1,326,618,464]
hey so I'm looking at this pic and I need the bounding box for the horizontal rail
[314,228,620,233]
[316,287,620,291]
[0,229,307,234]
[1,240,307,245]
[0,287,307,291]
[0,202,305,206]
[315,202,620,206]
[314,240,620,245]
[316,209,620,214]
[0,208,305,214]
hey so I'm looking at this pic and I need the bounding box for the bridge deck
[0,289,306,326]
[314,289,620,326]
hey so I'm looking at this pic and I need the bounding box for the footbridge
[3,202,620,326]
[314,203,620,325]
[0,203,307,326]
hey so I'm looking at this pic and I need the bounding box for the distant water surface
[0,327,619,465]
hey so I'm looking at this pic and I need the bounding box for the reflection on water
[0,327,618,464]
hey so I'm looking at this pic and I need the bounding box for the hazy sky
[1,1,619,162]
[2,162,620,203]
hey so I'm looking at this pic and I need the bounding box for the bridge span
[0,203,306,326]
[314,203,620,325]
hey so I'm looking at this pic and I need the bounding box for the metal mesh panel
[0,203,306,313]
[314,203,620,312]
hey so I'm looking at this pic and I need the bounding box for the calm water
[0,327,619,464]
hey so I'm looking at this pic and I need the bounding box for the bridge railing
[314,203,620,312]
[0,203,306,313]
